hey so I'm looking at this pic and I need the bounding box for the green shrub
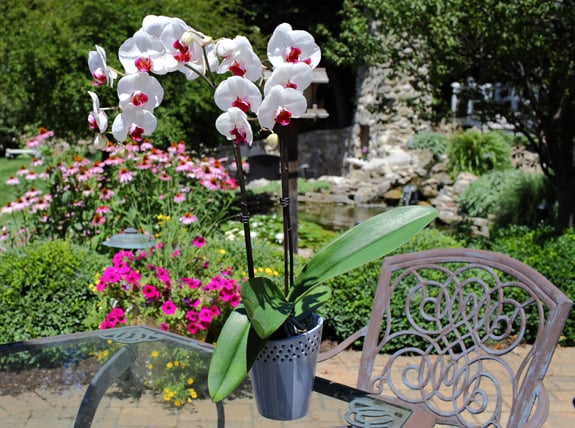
[447,129,513,178]
[459,170,521,218]
[410,131,449,157]
[493,172,552,227]
[0,240,109,343]
[487,225,575,345]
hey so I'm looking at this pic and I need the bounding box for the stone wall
[297,64,435,177]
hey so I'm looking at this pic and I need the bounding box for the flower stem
[277,126,294,295]
[232,144,255,279]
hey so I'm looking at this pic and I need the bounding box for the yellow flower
[151,351,159,358]
[189,388,198,399]
[218,249,226,255]
[187,378,194,385]
[265,267,273,275]
[174,400,182,407]
[174,360,180,367]
[147,364,153,370]
[166,361,173,369]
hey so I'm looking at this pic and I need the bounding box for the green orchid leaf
[292,284,331,320]
[290,206,438,301]
[208,306,267,402]
[241,277,293,339]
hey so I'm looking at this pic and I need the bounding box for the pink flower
[193,236,206,248]
[173,192,185,203]
[142,284,159,300]
[156,267,171,285]
[5,176,20,186]
[179,212,197,225]
[118,167,133,183]
[161,300,177,315]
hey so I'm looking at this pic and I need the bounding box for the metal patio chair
[319,248,572,427]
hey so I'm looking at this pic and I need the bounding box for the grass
[249,178,331,195]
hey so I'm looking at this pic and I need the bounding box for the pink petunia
[161,300,177,315]
[156,267,171,286]
[142,284,159,300]
[193,236,206,248]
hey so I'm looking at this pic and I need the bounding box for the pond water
[298,202,388,231]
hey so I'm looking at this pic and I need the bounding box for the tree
[0,0,250,148]
[331,0,575,228]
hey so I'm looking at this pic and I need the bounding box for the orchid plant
[86,15,438,403]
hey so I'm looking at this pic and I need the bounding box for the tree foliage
[0,0,252,148]
[332,0,575,227]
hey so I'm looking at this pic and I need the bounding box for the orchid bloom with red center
[111,105,157,142]
[87,91,109,149]
[263,62,314,96]
[117,73,164,111]
[256,85,307,130]
[215,107,253,146]
[267,23,321,69]
[215,36,262,82]
[214,76,262,113]
[88,45,117,87]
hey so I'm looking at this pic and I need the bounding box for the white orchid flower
[256,85,307,130]
[112,105,157,142]
[88,45,118,87]
[215,107,254,146]
[263,62,314,96]
[87,91,109,149]
[267,23,321,69]
[214,76,262,113]
[216,36,263,82]
[119,30,168,75]
[117,73,164,112]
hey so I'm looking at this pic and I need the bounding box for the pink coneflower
[170,248,180,258]
[193,236,206,248]
[158,172,171,181]
[16,166,28,176]
[179,212,197,225]
[173,192,185,203]
[100,187,115,200]
[140,141,153,151]
[96,205,110,214]
[118,167,133,183]
[30,157,43,167]
[24,171,38,181]
[91,213,106,227]
[161,300,177,315]
[5,176,20,185]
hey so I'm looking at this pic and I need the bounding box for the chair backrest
[355,248,572,428]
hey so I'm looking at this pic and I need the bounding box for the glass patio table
[0,326,435,427]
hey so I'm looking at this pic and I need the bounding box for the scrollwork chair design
[320,248,572,427]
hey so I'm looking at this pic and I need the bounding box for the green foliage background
[0,0,252,148]
[0,240,109,343]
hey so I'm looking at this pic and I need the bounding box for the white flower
[88,45,117,87]
[112,105,157,142]
[264,62,314,96]
[267,23,321,69]
[118,30,168,75]
[117,73,164,111]
[215,107,254,146]
[87,91,108,133]
[256,85,308,130]
[214,76,262,113]
[216,36,263,82]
